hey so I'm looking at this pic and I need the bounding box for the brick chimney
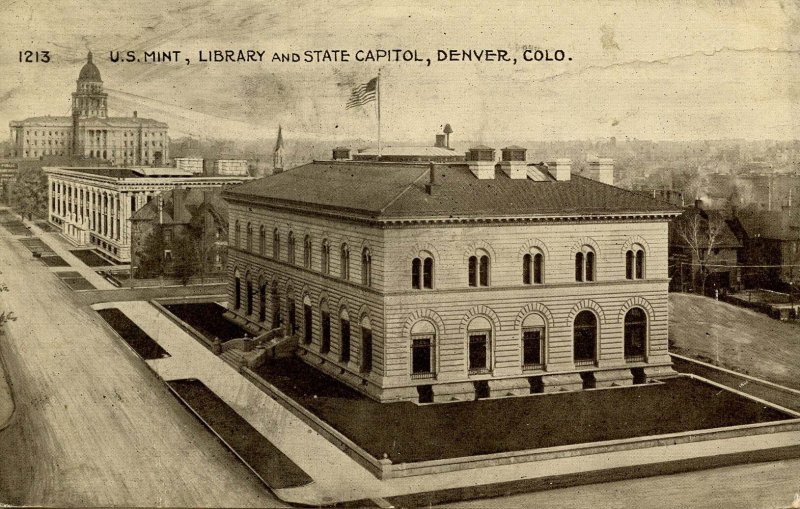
[434,134,446,148]
[586,156,614,186]
[173,187,189,223]
[467,145,496,179]
[547,159,572,181]
[500,146,528,179]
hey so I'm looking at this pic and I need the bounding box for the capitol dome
[78,52,102,81]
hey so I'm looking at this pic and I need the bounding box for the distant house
[669,201,742,294]
[735,207,800,290]
[130,187,228,279]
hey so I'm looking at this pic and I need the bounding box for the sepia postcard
[1,1,800,508]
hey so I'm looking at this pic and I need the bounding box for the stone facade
[223,157,681,403]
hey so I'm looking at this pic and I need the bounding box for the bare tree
[677,212,726,295]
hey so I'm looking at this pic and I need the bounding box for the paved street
[0,222,280,506]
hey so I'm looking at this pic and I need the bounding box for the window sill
[522,364,544,372]
[574,359,597,367]
[468,368,492,376]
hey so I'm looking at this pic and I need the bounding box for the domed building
[9,52,169,166]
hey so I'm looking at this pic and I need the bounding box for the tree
[135,228,165,279]
[12,168,48,220]
[676,211,726,296]
[172,232,200,285]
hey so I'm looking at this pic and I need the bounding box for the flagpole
[377,69,382,159]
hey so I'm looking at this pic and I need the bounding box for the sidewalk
[23,220,114,291]
[94,299,800,506]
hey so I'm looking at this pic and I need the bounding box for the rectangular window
[411,337,433,376]
[340,319,351,363]
[522,328,543,369]
[468,333,489,373]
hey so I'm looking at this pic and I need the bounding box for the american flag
[346,77,378,109]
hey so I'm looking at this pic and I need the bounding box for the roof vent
[332,147,351,160]
[500,146,527,179]
[547,159,572,181]
[467,146,496,179]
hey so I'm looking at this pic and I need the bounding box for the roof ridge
[379,167,430,213]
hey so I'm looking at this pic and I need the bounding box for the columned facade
[45,166,252,262]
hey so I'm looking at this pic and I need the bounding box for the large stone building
[222,146,682,403]
[44,166,252,262]
[9,52,169,166]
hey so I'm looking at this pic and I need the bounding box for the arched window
[361,315,373,373]
[340,244,350,280]
[233,269,241,310]
[287,293,297,334]
[467,316,492,374]
[258,281,267,322]
[410,320,436,378]
[246,276,253,316]
[625,250,634,279]
[246,222,253,251]
[412,253,434,289]
[272,228,280,259]
[340,308,351,363]
[234,220,240,248]
[259,225,266,255]
[624,308,647,361]
[635,249,645,279]
[321,239,331,274]
[303,295,313,345]
[271,281,281,329]
[361,247,372,287]
[523,252,545,285]
[522,314,545,370]
[575,247,596,282]
[303,235,312,268]
[320,300,331,353]
[287,231,296,264]
[522,254,532,284]
[573,311,597,366]
[469,251,490,286]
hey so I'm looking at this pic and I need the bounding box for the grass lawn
[70,249,114,267]
[168,379,312,489]
[254,357,790,464]
[40,255,68,267]
[96,308,170,360]
[670,293,800,390]
[163,302,248,341]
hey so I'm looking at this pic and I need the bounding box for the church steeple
[273,125,285,174]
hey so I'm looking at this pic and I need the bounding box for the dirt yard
[670,293,800,390]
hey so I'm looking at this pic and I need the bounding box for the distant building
[735,207,800,290]
[43,166,252,262]
[223,146,681,403]
[9,52,169,166]
[214,159,249,176]
[130,187,228,278]
[174,157,204,174]
[669,201,742,293]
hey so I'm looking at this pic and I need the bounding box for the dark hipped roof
[224,161,681,220]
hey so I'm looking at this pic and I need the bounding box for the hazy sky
[2,0,799,144]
